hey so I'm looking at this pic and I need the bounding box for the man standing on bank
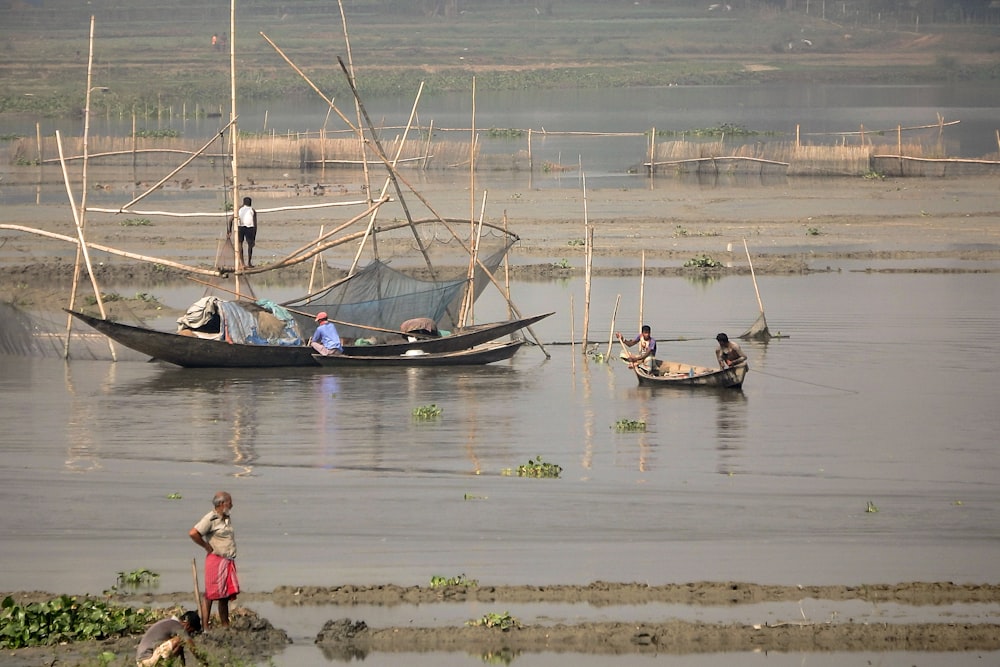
[189,491,239,628]
[715,332,747,370]
[229,196,258,268]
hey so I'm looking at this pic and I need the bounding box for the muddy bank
[4,582,1000,665]
[3,174,1000,317]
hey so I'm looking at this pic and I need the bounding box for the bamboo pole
[743,238,765,316]
[898,124,903,174]
[502,210,512,320]
[639,250,645,333]
[470,76,477,246]
[606,294,621,361]
[63,16,115,361]
[229,0,241,294]
[527,128,532,172]
[0,223,229,277]
[308,225,325,294]
[581,172,591,354]
[338,0,374,205]
[459,189,487,326]
[57,130,114,359]
[649,127,655,178]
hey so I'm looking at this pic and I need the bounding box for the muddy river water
[2,270,999,666]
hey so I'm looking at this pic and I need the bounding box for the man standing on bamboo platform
[189,491,239,628]
[229,196,257,268]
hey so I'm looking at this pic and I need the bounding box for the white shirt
[237,204,255,228]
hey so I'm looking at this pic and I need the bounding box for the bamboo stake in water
[606,294,621,361]
[581,172,591,353]
[743,238,765,316]
[639,249,646,332]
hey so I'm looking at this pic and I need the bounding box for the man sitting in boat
[399,317,441,340]
[715,333,747,370]
[310,312,343,356]
[617,325,657,375]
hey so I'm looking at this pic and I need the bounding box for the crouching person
[135,611,203,667]
[310,312,344,356]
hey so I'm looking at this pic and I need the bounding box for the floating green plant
[503,456,562,478]
[412,404,442,420]
[683,254,722,268]
[613,419,646,432]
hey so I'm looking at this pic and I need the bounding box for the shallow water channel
[2,272,999,665]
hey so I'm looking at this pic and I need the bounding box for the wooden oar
[185,276,436,340]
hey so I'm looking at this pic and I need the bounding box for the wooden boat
[66,310,549,368]
[311,340,524,367]
[633,359,748,389]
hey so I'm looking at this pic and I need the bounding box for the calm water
[2,272,999,666]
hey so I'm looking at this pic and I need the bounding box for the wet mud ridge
[6,581,998,665]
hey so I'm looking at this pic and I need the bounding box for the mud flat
[3,582,1000,665]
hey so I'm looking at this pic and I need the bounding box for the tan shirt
[193,510,237,559]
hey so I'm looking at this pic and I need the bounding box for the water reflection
[713,389,748,476]
[63,362,114,472]
[113,368,261,477]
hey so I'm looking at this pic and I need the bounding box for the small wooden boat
[311,340,524,367]
[66,310,549,368]
[633,359,748,388]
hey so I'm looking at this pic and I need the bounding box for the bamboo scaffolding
[116,118,237,213]
[62,16,115,361]
[329,67,548,356]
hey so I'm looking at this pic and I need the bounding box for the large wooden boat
[67,310,549,368]
[633,359,748,389]
[311,340,523,367]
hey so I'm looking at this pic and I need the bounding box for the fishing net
[283,240,516,340]
[0,302,118,360]
[738,311,772,341]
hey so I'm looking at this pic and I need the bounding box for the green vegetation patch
[683,254,723,269]
[466,611,521,631]
[503,456,562,478]
[412,403,442,420]
[429,574,478,589]
[613,418,647,432]
[0,595,156,649]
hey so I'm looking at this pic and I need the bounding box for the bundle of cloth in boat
[399,317,440,339]
[177,296,304,345]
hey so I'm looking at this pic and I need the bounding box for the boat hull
[634,360,748,388]
[341,312,551,356]
[67,310,549,368]
[311,341,524,367]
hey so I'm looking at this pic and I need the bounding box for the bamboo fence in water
[10,121,1000,178]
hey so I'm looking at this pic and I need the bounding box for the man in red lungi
[189,491,239,628]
